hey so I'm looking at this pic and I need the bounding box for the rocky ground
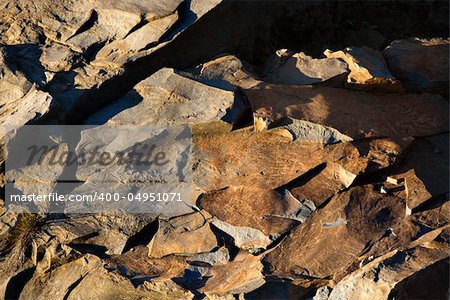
[0,0,449,299]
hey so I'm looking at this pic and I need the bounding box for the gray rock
[264,50,348,85]
[86,68,245,125]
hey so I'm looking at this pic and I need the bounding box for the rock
[329,227,450,300]
[211,219,272,251]
[111,246,189,280]
[264,50,348,85]
[197,55,261,90]
[386,134,449,213]
[243,85,449,139]
[45,213,158,255]
[200,251,265,296]
[324,47,403,92]
[85,68,247,125]
[20,254,194,300]
[0,47,52,134]
[289,162,356,207]
[193,130,327,192]
[200,186,303,241]
[272,117,352,144]
[40,44,81,73]
[148,213,217,258]
[264,185,406,282]
[187,247,230,267]
[383,38,449,93]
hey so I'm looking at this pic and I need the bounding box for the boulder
[383,38,449,93]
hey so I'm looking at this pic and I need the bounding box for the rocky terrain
[0,0,449,299]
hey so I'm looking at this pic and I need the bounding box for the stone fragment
[200,251,265,296]
[197,55,261,90]
[111,246,189,280]
[264,185,406,281]
[187,247,230,267]
[264,50,348,85]
[148,213,217,258]
[273,118,352,144]
[244,85,449,139]
[383,38,449,93]
[86,68,247,125]
[324,47,403,91]
[40,44,81,72]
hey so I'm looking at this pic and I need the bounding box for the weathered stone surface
[200,251,265,296]
[21,254,194,300]
[197,55,261,90]
[264,50,348,85]
[383,38,449,93]
[324,47,403,91]
[187,246,230,267]
[193,130,326,192]
[111,246,189,280]
[86,68,247,125]
[386,134,449,213]
[0,47,52,134]
[244,85,449,139]
[273,118,352,143]
[148,213,217,258]
[329,227,450,300]
[264,185,406,281]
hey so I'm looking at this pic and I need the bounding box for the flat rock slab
[200,251,265,296]
[383,38,449,93]
[264,50,348,85]
[87,68,246,125]
[324,47,403,92]
[148,212,217,258]
[244,85,449,139]
[263,185,406,281]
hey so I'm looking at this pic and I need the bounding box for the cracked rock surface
[0,0,449,299]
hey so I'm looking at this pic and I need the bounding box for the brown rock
[324,47,403,91]
[264,185,406,281]
[199,186,303,248]
[148,213,217,258]
[200,251,265,296]
[383,38,449,93]
[243,85,449,139]
[198,55,261,89]
[111,246,189,280]
[386,134,449,213]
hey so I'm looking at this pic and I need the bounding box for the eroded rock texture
[0,0,449,299]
